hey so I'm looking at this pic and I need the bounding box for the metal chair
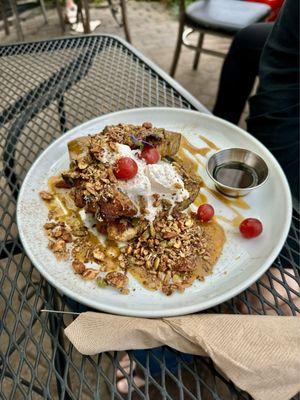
[55,0,131,43]
[80,0,131,42]
[0,0,48,40]
[170,0,271,77]
[0,0,10,34]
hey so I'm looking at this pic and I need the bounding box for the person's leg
[213,23,273,125]
[116,352,145,393]
[237,267,299,315]
[117,348,193,393]
[65,0,77,24]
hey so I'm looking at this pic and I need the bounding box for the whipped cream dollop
[115,144,189,222]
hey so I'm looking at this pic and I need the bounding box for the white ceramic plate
[17,108,292,317]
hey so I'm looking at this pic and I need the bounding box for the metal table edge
[0,33,210,115]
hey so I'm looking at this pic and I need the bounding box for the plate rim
[16,107,293,317]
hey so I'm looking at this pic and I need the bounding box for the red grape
[197,204,215,222]
[239,218,263,239]
[140,146,160,164]
[113,157,138,180]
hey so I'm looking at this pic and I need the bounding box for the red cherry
[197,204,215,222]
[140,146,160,164]
[239,218,263,239]
[113,157,138,180]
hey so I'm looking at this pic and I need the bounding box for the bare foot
[236,268,300,315]
[116,352,145,394]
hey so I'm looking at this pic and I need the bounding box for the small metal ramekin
[206,148,269,197]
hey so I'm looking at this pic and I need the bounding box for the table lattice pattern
[0,35,299,400]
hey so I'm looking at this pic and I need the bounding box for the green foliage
[162,0,194,16]
[91,0,105,5]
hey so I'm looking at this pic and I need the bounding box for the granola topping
[40,122,225,295]
[123,212,213,294]
[39,191,53,200]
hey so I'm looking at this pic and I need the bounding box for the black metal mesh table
[0,35,299,400]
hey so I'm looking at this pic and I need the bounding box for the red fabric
[246,0,284,21]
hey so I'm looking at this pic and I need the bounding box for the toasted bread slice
[102,123,181,157]
[68,136,90,164]
[106,220,139,241]
[171,160,201,213]
[97,189,138,221]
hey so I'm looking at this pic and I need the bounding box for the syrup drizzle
[179,135,250,226]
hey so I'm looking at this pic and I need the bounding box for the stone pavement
[0,1,249,127]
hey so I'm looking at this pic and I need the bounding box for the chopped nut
[44,222,56,230]
[62,231,72,242]
[78,159,89,170]
[93,248,105,261]
[108,142,117,151]
[153,257,160,270]
[149,224,156,237]
[142,122,152,129]
[141,229,150,240]
[184,219,194,228]
[162,231,177,239]
[72,260,85,274]
[173,183,183,189]
[162,285,173,296]
[85,183,98,196]
[126,245,133,255]
[105,272,129,292]
[52,226,63,238]
[105,246,120,259]
[73,190,86,208]
[39,191,53,201]
[108,168,118,183]
[173,241,181,249]
[96,278,107,288]
[127,256,135,266]
[50,239,66,253]
[173,257,195,273]
[82,269,99,280]
[153,199,161,207]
